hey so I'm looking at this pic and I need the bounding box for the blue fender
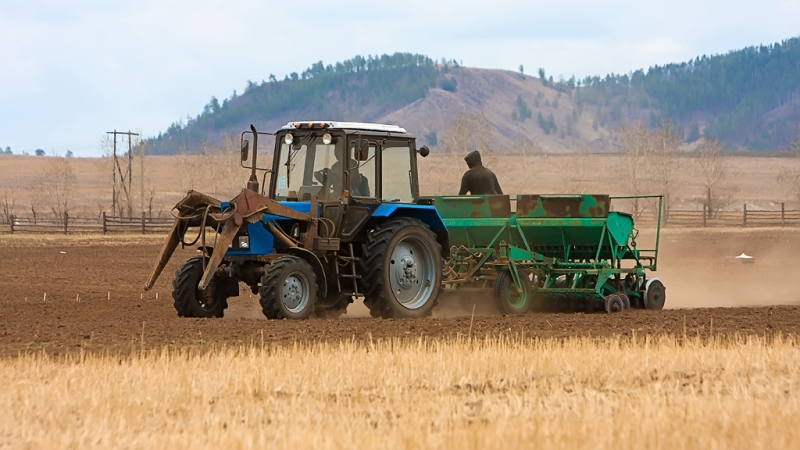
[370,203,450,256]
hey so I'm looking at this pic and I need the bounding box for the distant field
[1,152,799,220]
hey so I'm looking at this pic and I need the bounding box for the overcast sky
[1,0,799,157]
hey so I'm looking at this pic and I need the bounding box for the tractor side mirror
[241,140,250,162]
[356,139,370,161]
[418,145,430,157]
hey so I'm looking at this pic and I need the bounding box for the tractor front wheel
[360,218,442,319]
[259,256,317,320]
[172,256,229,318]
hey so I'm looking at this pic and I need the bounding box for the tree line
[570,37,800,150]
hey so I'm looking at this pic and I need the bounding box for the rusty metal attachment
[144,188,317,292]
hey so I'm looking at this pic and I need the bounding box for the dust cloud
[656,228,800,308]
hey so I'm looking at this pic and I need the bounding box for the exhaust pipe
[246,124,259,192]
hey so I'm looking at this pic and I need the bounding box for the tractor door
[337,137,380,241]
[380,139,417,203]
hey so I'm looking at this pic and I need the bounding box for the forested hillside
[577,37,800,149]
[147,53,454,155]
[147,39,800,154]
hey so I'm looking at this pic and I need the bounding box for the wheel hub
[396,256,418,289]
[388,239,435,309]
[282,275,306,310]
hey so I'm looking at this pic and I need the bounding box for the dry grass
[1,335,798,449]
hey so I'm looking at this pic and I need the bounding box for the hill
[146,40,800,154]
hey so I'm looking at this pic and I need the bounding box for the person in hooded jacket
[458,150,503,195]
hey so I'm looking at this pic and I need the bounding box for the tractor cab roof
[280,121,409,135]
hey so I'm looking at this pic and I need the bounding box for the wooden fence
[639,203,800,228]
[2,212,173,234]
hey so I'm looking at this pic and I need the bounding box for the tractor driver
[314,146,370,197]
[458,150,503,195]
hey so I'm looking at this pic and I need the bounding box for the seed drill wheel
[259,256,317,320]
[619,293,631,310]
[604,294,625,314]
[493,268,533,315]
[644,278,666,310]
[172,256,229,318]
[360,218,442,319]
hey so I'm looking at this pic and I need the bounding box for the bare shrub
[648,120,683,220]
[0,179,18,223]
[788,122,800,157]
[618,121,651,217]
[696,138,734,215]
[175,145,204,192]
[776,123,800,203]
[39,155,76,222]
[557,148,589,194]
[777,166,800,202]
[515,135,541,175]
[204,133,250,197]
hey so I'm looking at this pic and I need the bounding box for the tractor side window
[349,142,375,198]
[381,143,413,203]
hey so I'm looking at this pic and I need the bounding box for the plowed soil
[1,228,799,356]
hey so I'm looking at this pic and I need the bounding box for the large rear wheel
[172,256,229,318]
[360,218,442,318]
[259,256,317,320]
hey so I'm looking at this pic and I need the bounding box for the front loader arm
[143,190,222,291]
[143,219,183,291]
[197,213,241,290]
[143,188,316,292]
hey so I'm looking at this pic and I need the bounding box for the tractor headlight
[322,132,332,145]
[238,235,250,249]
[284,133,294,145]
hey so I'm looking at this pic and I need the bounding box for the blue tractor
[144,122,447,319]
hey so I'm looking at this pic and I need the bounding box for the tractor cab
[257,121,423,204]
[237,121,434,245]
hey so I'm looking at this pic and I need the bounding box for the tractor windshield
[274,134,346,201]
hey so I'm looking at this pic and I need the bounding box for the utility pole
[110,130,117,215]
[106,130,140,217]
[140,140,146,217]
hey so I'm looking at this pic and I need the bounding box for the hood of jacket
[464,150,482,169]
